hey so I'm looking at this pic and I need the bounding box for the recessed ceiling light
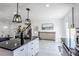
[3,26,8,29]
[45,4,50,7]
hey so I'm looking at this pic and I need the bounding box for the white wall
[31,18,63,42]
[61,8,72,38]
[74,4,79,28]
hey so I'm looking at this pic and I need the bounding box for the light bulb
[16,18,19,21]
[45,4,50,7]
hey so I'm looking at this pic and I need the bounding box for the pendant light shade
[12,3,22,23]
[71,7,75,28]
[25,8,31,24]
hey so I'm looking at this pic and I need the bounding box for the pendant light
[69,7,76,49]
[71,7,75,28]
[70,7,76,35]
[25,8,31,24]
[12,3,22,23]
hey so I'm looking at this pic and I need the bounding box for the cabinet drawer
[13,45,26,56]
[27,38,39,56]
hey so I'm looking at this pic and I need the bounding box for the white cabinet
[25,45,28,56]
[27,41,33,56]
[0,38,39,56]
[27,38,39,56]
[13,44,28,56]
[32,38,39,55]
[13,38,39,56]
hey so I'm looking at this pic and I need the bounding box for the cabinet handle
[20,48,24,51]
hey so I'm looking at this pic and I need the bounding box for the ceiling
[0,3,75,22]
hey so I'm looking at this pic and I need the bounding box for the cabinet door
[25,44,28,56]
[13,45,26,56]
[27,42,33,56]
[27,38,39,56]
[32,38,39,56]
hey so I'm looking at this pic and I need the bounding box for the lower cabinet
[27,38,39,56]
[27,42,33,56]
[13,38,39,56]
[13,44,28,56]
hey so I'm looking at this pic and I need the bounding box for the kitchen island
[0,36,39,56]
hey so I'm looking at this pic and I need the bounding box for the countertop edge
[0,36,39,51]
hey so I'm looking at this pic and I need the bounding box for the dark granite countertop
[0,36,38,51]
